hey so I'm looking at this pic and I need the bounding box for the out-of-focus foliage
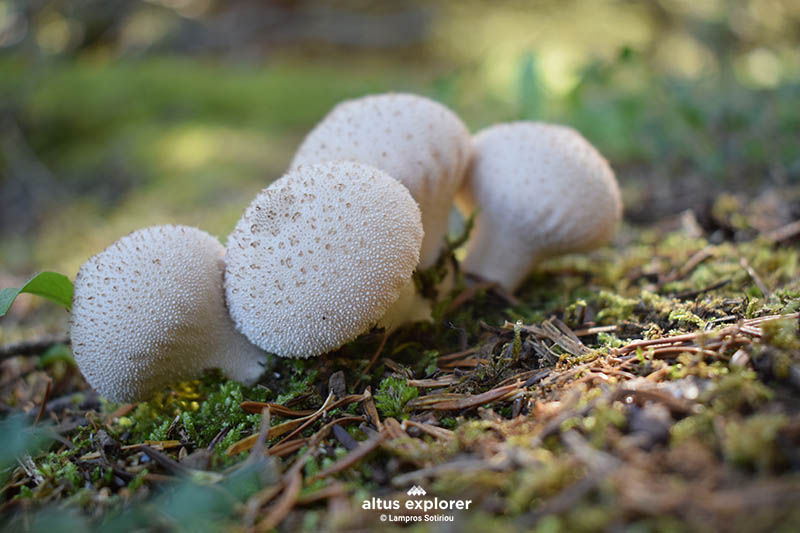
[1,0,799,278]
[0,415,53,484]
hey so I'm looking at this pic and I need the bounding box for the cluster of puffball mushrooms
[70,93,622,403]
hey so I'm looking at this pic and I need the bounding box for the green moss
[374,377,419,418]
[671,370,777,451]
[128,469,149,492]
[507,458,579,514]
[670,416,715,448]
[760,318,800,351]
[13,486,34,500]
[595,291,637,323]
[705,371,773,414]
[440,417,458,429]
[596,332,626,348]
[582,403,627,448]
[666,308,705,329]
[179,380,262,448]
[419,349,440,377]
[722,414,788,472]
[119,371,269,458]
[274,359,320,406]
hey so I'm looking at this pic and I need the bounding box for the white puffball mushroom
[456,122,622,292]
[225,160,423,358]
[70,225,268,403]
[290,92,471,269]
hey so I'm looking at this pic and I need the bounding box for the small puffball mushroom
[290,92,471,269]
[225,160,423,358]
[456,122,622,292]
[70,225,268,402]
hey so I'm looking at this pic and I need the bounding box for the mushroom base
[461,225,543,293]
[378,280,432,332]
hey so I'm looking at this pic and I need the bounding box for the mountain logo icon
[407,485,427,497]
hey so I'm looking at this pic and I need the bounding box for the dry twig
[0,336,70,361]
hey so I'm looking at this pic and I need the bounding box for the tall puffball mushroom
[289,93,471,269]
[456,122,622,292]
[70,225,268,402]
[225,160,423,358]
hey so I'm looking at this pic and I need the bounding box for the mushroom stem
[378,280,432,332]
[212,314,268,384]
[460,223,542,292]
[418,205,452,270]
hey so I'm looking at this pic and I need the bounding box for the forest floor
[1,186,800,532]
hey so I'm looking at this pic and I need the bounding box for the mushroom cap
[289,92,471,268]
[225,160,423,358]
[456,122,622,291]
[70,225,267,402]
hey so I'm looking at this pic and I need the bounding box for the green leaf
[0,272,73,317]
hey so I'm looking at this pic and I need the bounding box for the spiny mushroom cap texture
[225,160,423,358]
[457,122,622,292]
[289,92,471,268]
[70,225,267,403]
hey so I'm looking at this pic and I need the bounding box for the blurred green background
[1,0,799,282]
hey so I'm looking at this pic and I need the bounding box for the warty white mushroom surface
[225,160,423,358]
[456,122,622,292]
[289,92,471,269]
[70,225,268,402]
